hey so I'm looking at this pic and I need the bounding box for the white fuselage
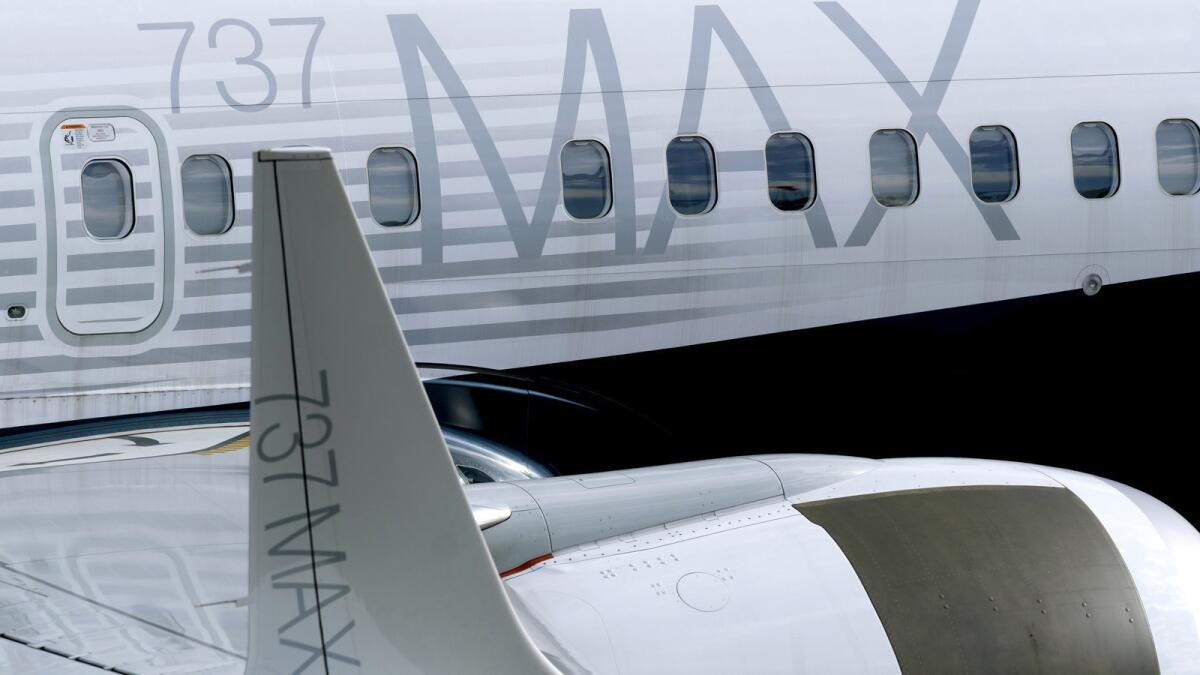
[3,0,1200,427]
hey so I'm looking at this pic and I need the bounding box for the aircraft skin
[5,0,1200,429]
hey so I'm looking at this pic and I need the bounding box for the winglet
[248,148,557,674]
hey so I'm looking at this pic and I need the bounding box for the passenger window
[765,132,816,212]
[870,129,920,207]
[181,155,235,236]
[1156,119,1200,196]
[367,147,420,227]
[667,136,718,216]
[969,126,1019,203]
[81,159,136,240]
[1072,122,1120,199]
[561,140,613,220]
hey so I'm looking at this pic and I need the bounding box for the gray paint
[66,249,155,273]
[0,157,31,175]
[0,124,31,142]
[818,0,1021,245]
[186,244,251,264]
[59,149,150,172]
[378,234,788,284]
[402,301,775,346]
[66,214,156,238]
[0,326,42,344]
[0,190,34,209]
[0,223,35,243]
[184,277,251,298]
[0,342,249,377]
[65,283,156,306]
[62,182,153,205]
[176,299,778,342]
[798,486,1158,674]
[644,5,839,253]
[0,293,36,310]
[0,258,36,277]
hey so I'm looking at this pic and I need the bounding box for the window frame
[367,145,422,228]
[764,131,818,213]
[80,157,137,241]
[869,129,921,208]
[180,154,236,237]
[1070,121,1121,200]
[1155,118,1200,197]
[559,138,615,221]
[968,125,1020,204]
[665,134,719,217]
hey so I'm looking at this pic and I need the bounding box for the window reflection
[1156,119,1200,197]
[667,136,718,216]
[1072,122,1120,199]
[182,155,235,236]
[766,132,816,212]
[81,159,135,240]
[970,126,1019,203]
[561,140,612,220]
[870,130,920,207]
[368,147,420,227]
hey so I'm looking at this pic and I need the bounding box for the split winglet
[248,148,557,674]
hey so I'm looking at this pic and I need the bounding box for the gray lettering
[818,0,1020,245]
[387,9,635,262]
[645,5,839,253]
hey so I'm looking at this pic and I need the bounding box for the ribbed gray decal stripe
[66,249,156,272]
[184,277,251,298]
[174,267,791,331]
[379,236,787,284]
[0,342,250,377]
[186,244,252,264]
[172,298,778,343]
[0,157,32,175]
[0,292,36,309]
[176,310,252,331]
[717,150,766,172]
[60,149,150,171]
[0,258,36,277]
[67,215,156,238]
[65,283,155,306]
[0,223,35,243]
[402,301,778,346]
[0,326,42,344]
[392,269,791,315]
[63,182,153,205]
[0,190,35,210]
[183,232,786,298]
[0,124,31,142]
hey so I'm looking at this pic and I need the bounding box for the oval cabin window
[666,136,718,216]
[765,132,817,212]
[80,159,136,240]
[870,130,920,208]
[1071,122,1120,199]
[182,155,236,236]
[368,147,421,227]
[561,140,613,220]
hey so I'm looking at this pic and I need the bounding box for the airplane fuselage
[3,0,1200,427]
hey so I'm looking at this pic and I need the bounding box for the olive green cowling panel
[798,486,1159,675]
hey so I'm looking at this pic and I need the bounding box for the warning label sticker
[87,124,116,143]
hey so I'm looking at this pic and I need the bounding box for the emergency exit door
[48,116,166,336]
